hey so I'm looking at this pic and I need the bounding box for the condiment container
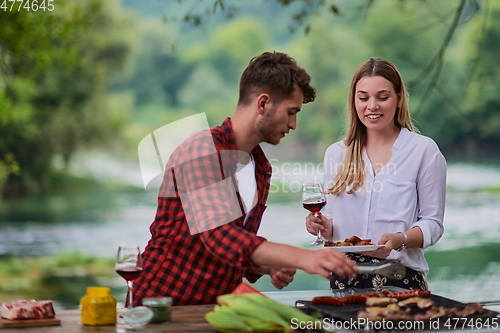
[122,306,154,328]
[142,297,172,323]
[80,286,117,326]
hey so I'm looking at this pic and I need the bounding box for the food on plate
[324,235,375,247]
[381,288,431,299]
[365,297,397,307]
[397,297,434,309]
[1,300,55,320]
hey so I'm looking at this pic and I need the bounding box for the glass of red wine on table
[302,182,327,246]
[115,245,143,308]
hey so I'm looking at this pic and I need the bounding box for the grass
[0,252,114,293]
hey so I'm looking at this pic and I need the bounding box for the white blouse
[323,128,447,276]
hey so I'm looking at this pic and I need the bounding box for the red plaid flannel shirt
[133,117,271,305]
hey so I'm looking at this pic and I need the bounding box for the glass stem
[127,281,133,308]
[316,212,323,239]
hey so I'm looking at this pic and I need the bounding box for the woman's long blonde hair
[327,58,417,195]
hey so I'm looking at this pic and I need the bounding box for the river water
[0,156,499,311]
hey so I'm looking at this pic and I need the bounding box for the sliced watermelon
[231,282,265,296]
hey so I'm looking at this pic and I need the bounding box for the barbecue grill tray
[296,287,500,331]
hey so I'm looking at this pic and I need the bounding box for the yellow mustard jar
[80,286,117,326]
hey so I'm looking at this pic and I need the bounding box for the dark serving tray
[296,287,500,331]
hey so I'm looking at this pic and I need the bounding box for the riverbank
[0,160,499,311]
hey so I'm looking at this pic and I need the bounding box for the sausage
[342,295,367,304]
[381,288,431,299]
[311,296,345,306]
[312,292,381,306]
[342,292,381,304]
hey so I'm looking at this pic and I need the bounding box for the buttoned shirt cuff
[244,272,263,283]
[238,235,267,266]
[413,220,443,249]
[241,235,267,283]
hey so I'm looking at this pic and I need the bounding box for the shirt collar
[222,116,266,160]
[392,127,410,151]
[220,117,238,150]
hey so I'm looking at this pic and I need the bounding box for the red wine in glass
[116,245,143,308]
[303,199,326,214]
[116,267,144,281]
[302,182,327,246]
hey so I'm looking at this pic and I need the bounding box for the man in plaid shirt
[133,51,357,306]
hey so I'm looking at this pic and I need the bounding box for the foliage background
[1,0,500,198]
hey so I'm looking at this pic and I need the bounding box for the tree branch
[434,85,485,135]
[411,0,466,112]
[413,8,455,36]
[423,0,454,24]
[465,0,490,92]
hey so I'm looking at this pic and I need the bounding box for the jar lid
[86,286,111,297]
[122,307,153,327]
[143,297,172,306]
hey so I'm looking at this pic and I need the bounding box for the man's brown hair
[238,51,316,106]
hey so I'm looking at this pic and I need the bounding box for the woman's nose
[367,98,378,111]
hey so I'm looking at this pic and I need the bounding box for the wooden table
[0,290,332,333]
[3,290,496,333]
[0,305,217,333]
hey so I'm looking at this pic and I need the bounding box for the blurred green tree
[180,17,269,124]
[117,0,498,160]
[115,20,193,108]
[461,0,500,150]
[0,0,136,197]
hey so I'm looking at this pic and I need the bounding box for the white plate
[325,244,385,253]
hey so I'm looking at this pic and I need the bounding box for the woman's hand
[363,232,405,259]
[305,213,333,240]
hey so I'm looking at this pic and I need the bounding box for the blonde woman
[306,58,446,290]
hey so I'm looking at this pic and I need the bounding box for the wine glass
[302,182,327,246]
[115,245,143,308]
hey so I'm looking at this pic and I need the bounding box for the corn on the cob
[241,293,318,323]
[208,294,325,332]
[205,311,253,333]
[240,316,286,332]
[217,294,289,328]
[214,305,235,313]
[207,307,287,332]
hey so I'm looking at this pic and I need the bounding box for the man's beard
[256,105,280,145]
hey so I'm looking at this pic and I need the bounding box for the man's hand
[251,241,357,281]
[298,248,357,280]
[269,268,296,289]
